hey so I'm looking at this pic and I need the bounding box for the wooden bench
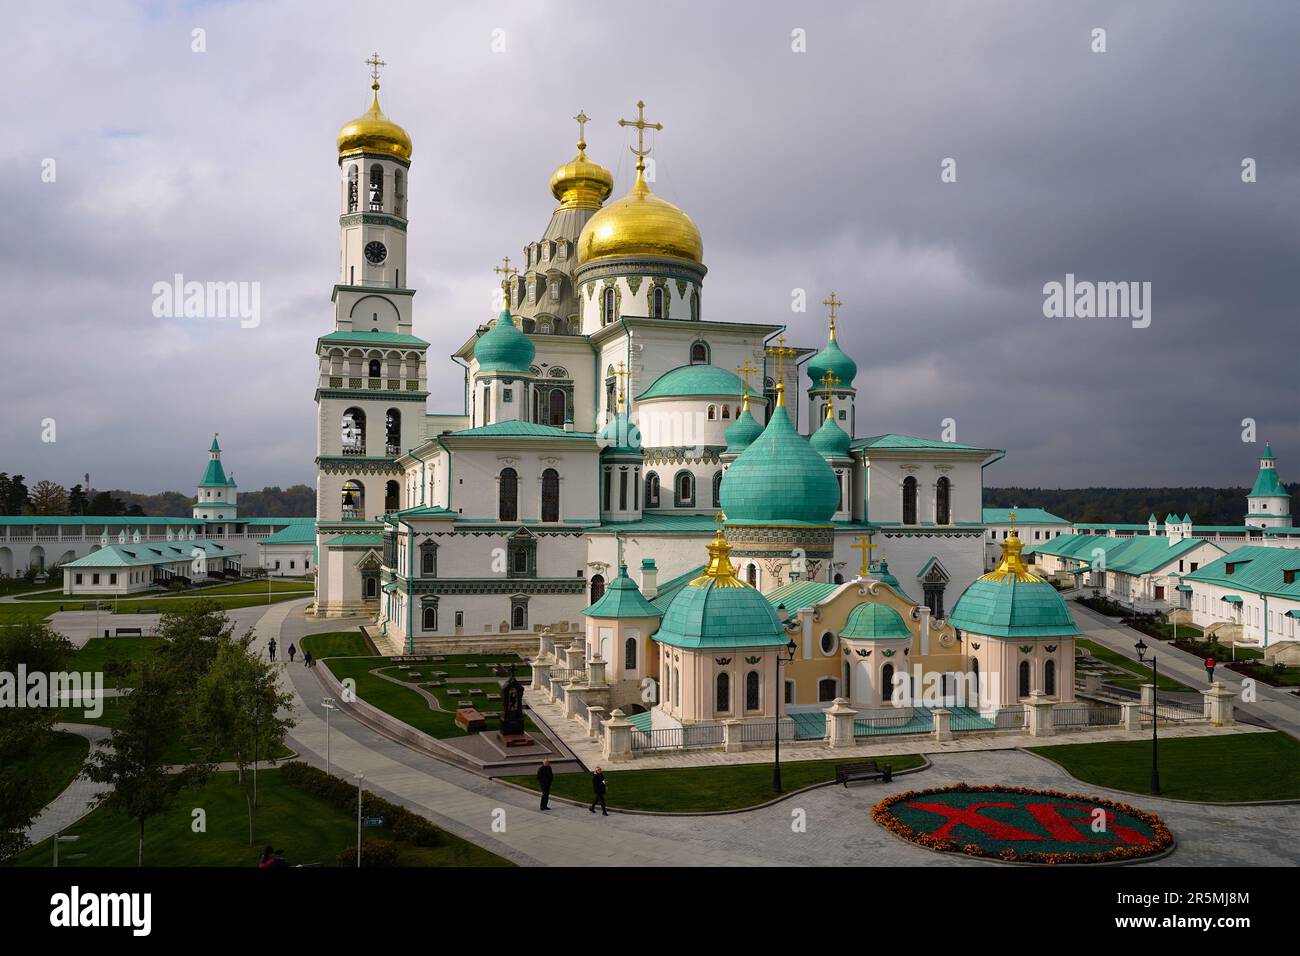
[114,627,144,637]
[834,761,893,787]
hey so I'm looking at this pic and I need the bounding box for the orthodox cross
[765,335,798,400]
[735,359,758,402]
[822,291,843,337]
[366,52,386,90]
[615,360,630,409]
[851,533,879,577]
[573,110,591,150]
[819,371,841,418]
[493,256,518,301]
[618,100,662,172]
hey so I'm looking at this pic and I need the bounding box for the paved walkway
[1070,598,1300,741]
[25,722,111,846]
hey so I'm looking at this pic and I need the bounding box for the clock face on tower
[364,241,387,265]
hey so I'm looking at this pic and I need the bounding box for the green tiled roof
[949,575,1082,639]
[636,364,744,401]
[1182,546,1300,600]
[599,412,642,455]
[596,515,724,534]
[982,508,1072,526]
[324,532,384,546]
[0,516,203,526]
[654,576,790,650]
[806,335,857,388]
[584,563,661,619]
[63,540,241,569]
[649,564,706,612]
[840,602,910,639]
[1025,533,1217,576]
[724,406,762,454]
[473,309,536,373]
[870,560,912,600]
[851,434,997,454]
[319,330,429,347]
[261,522,317,544]
[720,404,839,524]
[1249,462,1287,498]
[766,580,839,613]
[199,454,232,488]
[1261,442,1276,461]
[809,414,851,458]
[626,711,654,733]
[448,421,598,440]
[393,504,458,518]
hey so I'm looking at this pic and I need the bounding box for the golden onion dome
[338,83,412,162]
[577,166,703,265]
[550,139,614,210]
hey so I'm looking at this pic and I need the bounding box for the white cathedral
[312,65,1001,653]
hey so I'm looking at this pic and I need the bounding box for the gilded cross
[735,359,757,399]
[823,291,842,327]
[366,52,386,88]
[618,100,663,171]
[765,335,798,391]
[493,255,518,290]
[850,533,878,577]
[615,360,630,409]
[820,371,840,418]
[573,110,591,148]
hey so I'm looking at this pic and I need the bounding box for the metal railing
[994,708,1026,730]
[1053,702,1123,728]
[630,722,726,752]
[571,697,589,723]
[1140,700,1205,723]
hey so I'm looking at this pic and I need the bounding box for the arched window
[548,388,566,427]
[881,663,896,703]
[341,480,365,520]
[690,292,699,322]
[833,573,844,584]
[1018,660,1031,697]
[512,605,526,629]
[421,550,434,575]
[902,476,918,525]
[422,605,436,631]
[624,636,637,670]
[716,672,731,713]
[721,405,730,420]
[673,666,680,706]
[707,404,716,420]
[746,671,761,710]
[342,407,366,455]
[689,341,708,364]
[1045,658,1056,696]
[498,468,518,522]
[816,677,836,703]
[384,480,399,513]
[346,165,358,212]
[711,470,723,509]
[368,358,381,379]
[675,471,694,506]
[393,169,405,217]
[746,563,758,588]
[653,286,665,318]
[368,164,384,211]
[589,574,605,604]
[935,476,951,525]
[603,287,616,325]
[541,468,560,522]
[972,657,980,699]
[385,408,401,456]
[645,472,660,508]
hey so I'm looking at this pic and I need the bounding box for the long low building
[1181,546,1300,649]
[61,540,244,596]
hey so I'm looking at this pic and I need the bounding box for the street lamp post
[53,832,79,868]
[355,773,364,868]
[322,698,336,776]
[772,638,798,794]
[1134,638,1161,795]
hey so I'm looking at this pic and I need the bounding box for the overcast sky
[2,0,1296,494]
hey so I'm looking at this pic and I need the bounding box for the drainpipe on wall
[451,354,470,417]
[398,516,416,655]
[436,435,454,512]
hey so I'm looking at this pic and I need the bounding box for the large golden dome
[577,168,703,265]
[338,85,412,162]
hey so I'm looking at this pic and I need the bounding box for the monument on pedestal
[498,665,530,746]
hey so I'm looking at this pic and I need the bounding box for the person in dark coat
[536,758,554,810]
[589,767,608,816]
[267,638,277,662]
[287,643,297,663]
[304,649,313,668]
[258,844,275,867]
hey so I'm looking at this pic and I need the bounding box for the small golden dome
[338,86,412,162]
[550,140,614,210]
[577,167,703,265]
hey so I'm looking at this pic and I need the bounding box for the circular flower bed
[873,784,1172,864]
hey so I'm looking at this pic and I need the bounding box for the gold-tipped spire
[982,527,1044,583]
[822,291,842,341]
[551,109,614,209]
[338,53,412,161]
[765,337,797,408]
[618,99,663,178]
[690,512,745,588]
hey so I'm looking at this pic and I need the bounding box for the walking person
[588,766,608,816]
[287,643,297,663]
[304,649,314,668]
[536,758,554,811]
[267,638,277,662]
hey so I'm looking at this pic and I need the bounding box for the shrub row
[279,761,440,847]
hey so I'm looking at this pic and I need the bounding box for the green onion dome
[599,412,642,455]
[724,400,763,454]
[720,398,840,525]
[636,364,744,401]
[473,307,535,374]
[948,532,1082,638]
[840,602,911,640]
[809,411,851,458]
[806,335,857,388]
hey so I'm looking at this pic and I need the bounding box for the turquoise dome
[599,412,642,455]
[724,405,762,454]
[870,561,910,600]
[653,531,791,650]
[720,402,840,525]
[949,533,1082,639]
[584,563,660,619]
[637,364,744,401]
[809,414,851,458]
[840,602,910,640]
[806,336,857,388]
[473,308,536,374]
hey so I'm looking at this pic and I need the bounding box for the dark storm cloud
[0,0,1295,493]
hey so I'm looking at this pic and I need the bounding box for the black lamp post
[1134,638,1161,795]
[773,638,798,793]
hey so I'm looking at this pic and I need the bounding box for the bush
[280,762,439,847]
[338,839,400,867]
[391,811,440,847]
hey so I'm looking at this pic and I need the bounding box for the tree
[87,491,124,516]
[0,624,73,860]
[154,600,235,688]
[0,474,29,515]
[84,658,210,866]
[67,484,88,515]
[191,636,295,843]
[28,480,68,516]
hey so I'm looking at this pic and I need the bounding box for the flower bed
[872,783,1172,864]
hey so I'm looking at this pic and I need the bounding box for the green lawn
[66,637,156,687]
[7,768,511,867]
[1030,732,1300,802]
[48,706,293,763]
[1077,639,1193,692]
[9,730,90,811]
[11,579,311,602]
[0,591,308,626]
[1171,636,1264,663]
[300,630,373,658]
[504,753,928,813]
[0,603,59,627]
[405,654,531,679]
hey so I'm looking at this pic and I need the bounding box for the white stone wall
[1189,580,1300,645]
[862,453,986,526]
